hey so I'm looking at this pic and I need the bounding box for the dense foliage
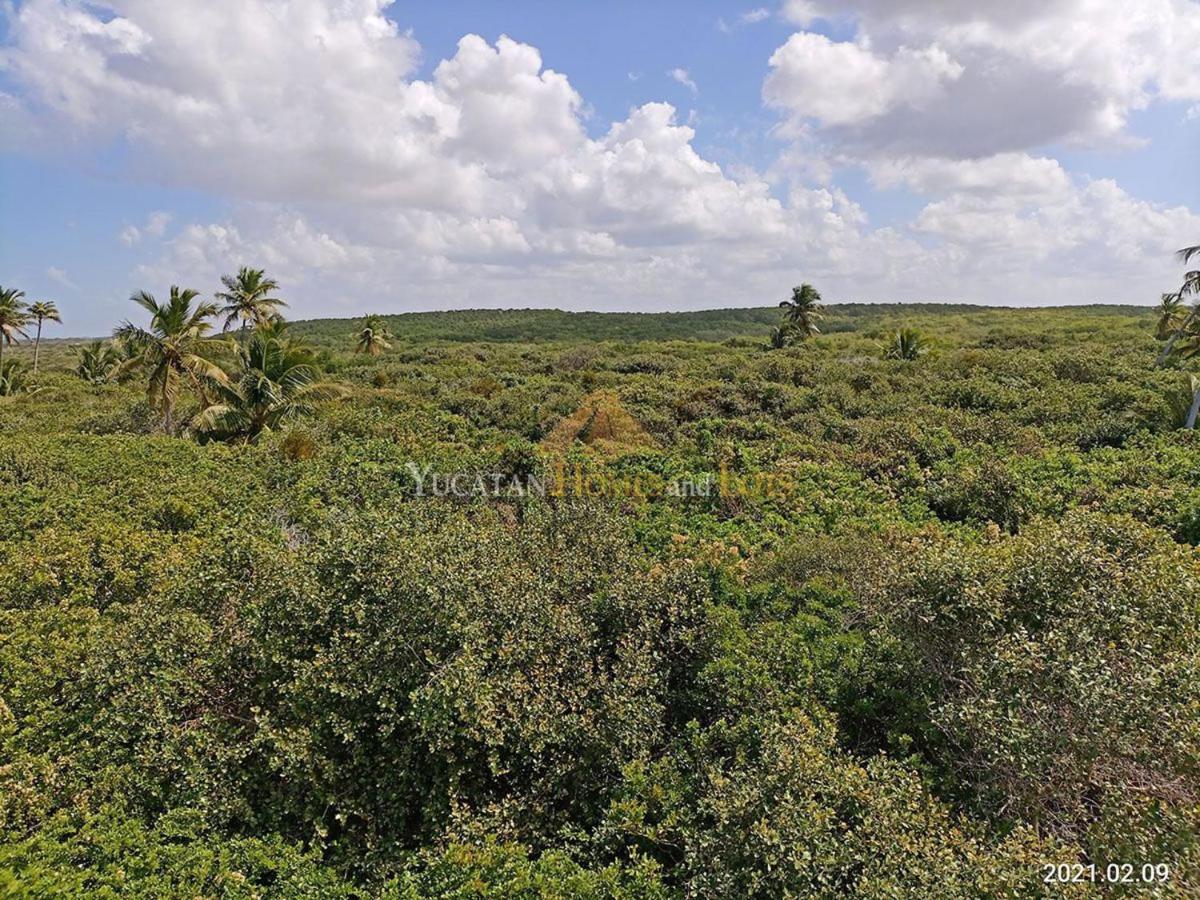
[2,301,1199,896]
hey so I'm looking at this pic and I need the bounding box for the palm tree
[1163,332,1200,429]
[0,360,31,397]
[778,284,823,340]
[28,300,61,374]
[113,287,228,432]
[216,267,287,336]
[1155,292,1187,341]
[769,324,793,350]
[75,340,122,384]
[1165,375,1200,430]
[0,287,30,370]
[112,335,144,377]
[354,315,393,357]
[884,327,929,360]
[1156,245,1200,366]
[191,321,344,442]
[1179,244,1200,307]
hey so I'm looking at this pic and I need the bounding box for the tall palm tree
[1157,245,1200,366]
[1155,293,1187,341]
[884,327,929,360]
[1177,244,1200,320]
[1165,332,1200,429]
[113,287,228,432]
[778,283,823,340]
[28,300,61,374]
[354,315,393,357]
[75,340,122,384]
[192,321,344,442]
[216,267,287,336]
[1165,375,1200,430]
[0,287,30,370]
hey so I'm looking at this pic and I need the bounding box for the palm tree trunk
[1159,309,1200,366]
[1158,332,1182,367]
[1186,386,1200,430]
[162,383,173,434]
[33,319,42,374]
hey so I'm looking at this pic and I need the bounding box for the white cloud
[435,35,588,176]
[2,0,453,207]
[45,266,78,290]
[765,33,962,128]
[868,154,1073,198]
[144,212,172,238]
[119,210,173,245]
[911,177,1199,277]
[757,0,1200,310]
[781,1,824,26]
[138,170,1199,318]
[669,67,699,95]
[0,0,1195,321]
[718,9,771,33]
[768,1,1200,156]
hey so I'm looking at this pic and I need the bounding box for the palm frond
[291,381,349,404]
[130,290,160,317]
[30,301,61,323]
[113,321,153,346]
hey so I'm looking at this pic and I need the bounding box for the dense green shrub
[926,453,1035,532]
[0,808,356,898]
[596,712,1068,898]
[5,303,1200,895]
[850,512,1200,878]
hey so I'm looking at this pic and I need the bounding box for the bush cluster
[3,304,1199,896]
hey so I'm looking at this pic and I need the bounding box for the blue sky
[1,1,1198,335]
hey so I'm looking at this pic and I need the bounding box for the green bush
[851,512,1200,878]
[6,303,1200,895]
[0,807,356,898]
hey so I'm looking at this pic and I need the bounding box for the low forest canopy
[286,302,1148,345]
[2,294,1200,898]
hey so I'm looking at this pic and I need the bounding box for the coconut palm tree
[1157,245,1200,366]
[778,283,823,340]
[113,287,228,432]
[0,287,30,370]
[354,315,393,357]
[1180,244,1200,268]
[1155,293,1188,341]
[28,300,61,374]
[113,335,144,374]
[0,360,31,397]
[884,327,929,360]
[216,267,287,336]
[75,340,122,384]
[1163,331,1200,428]
[191,321,344,442]
[1156,314,1197,367]
[1164,375,1200,430]
[769,323,794,350]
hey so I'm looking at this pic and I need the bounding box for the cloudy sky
[1,0,1198,333]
